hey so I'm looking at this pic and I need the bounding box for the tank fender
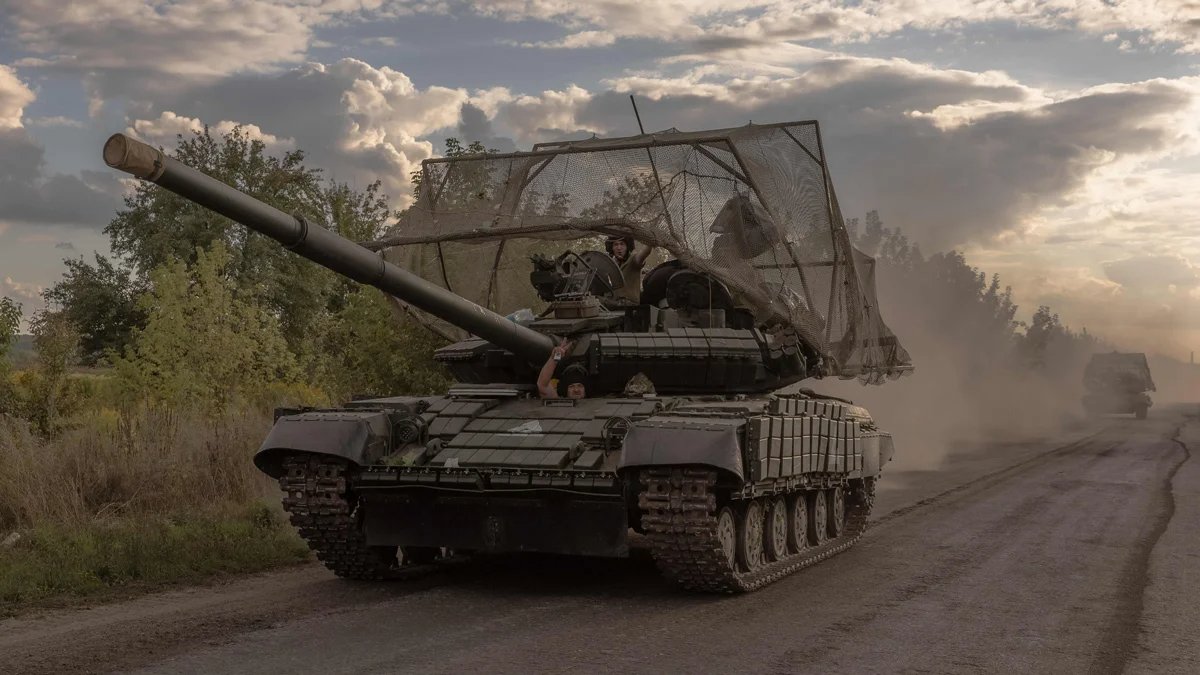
[857,433,895,476]
[254,410,393,478]
[617,418,744,481]
[879,433,895,465]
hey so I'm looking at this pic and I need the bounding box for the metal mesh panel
[380,121,910,382]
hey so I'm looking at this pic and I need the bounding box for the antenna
[630,94,647,134]
[629,94,675,238]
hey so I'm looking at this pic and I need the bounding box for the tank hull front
[270,391,896,591]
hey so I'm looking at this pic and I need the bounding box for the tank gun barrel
[103,133,554,364]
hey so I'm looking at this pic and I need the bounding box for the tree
[108,126,324,277]
[42,254,144,365]
[23,310,82,436]
[312,287,451,399]
[105,126,333,353]
[0,297,19,362]
[0,297,21,414]
[49,126,430,381]
[409,138,495,198]
[113,244,299,415]
[1020,305,1061,369]
[856,210,886,257]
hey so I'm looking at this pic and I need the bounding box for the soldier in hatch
[537,338,587,399]
[606,235,654,303]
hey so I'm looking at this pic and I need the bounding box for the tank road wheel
[737,499,766,572]
[764,496,789,562]
[716,506,738,568]
[638,468,876,592]
[827,486,846,538]
[807,491,829,546]
[787,493,810,554]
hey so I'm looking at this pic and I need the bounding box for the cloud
[114,47,1199,253]
[518,30,618,49]
[456,102,517,152]
[471,0,745,43]
[492,85,595,143]
[464,1,1200,53]
[0,66,123,228]
[5,0,337,77]
[0,65,35,129]
[128,111,295,149]
[1,276,44,307]
[997,257,1200,358]
[23,115,86,128]
[5,0,1198,116]
[361,36,401,47]
[711,2,1200,53]
[1103,254,1200,292]
[0,131,124,228]
[0,0,407,108]
[497,57,1190,251]
[129,59,475,204]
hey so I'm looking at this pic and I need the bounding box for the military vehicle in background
[103,120,911,592]
[1082,352,1155,419]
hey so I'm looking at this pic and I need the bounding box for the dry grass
[0,407,282,527]
[0,404,312,612]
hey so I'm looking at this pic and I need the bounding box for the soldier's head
[606,235,634,262]
[557,364,590,399]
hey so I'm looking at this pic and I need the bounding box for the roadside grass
[0,385,326,615]
[0,503,309,616]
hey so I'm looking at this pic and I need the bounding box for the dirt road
[3,405,1196,674]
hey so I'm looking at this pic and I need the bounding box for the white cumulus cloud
[0,65,35,130]
[128,111,296,149]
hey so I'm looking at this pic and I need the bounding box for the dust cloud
[810,258,1104,471]
[1148,354,1200,405]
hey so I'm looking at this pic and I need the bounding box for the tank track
[280,455,445,580]
[639,467,873,592]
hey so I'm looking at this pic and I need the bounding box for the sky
[0,0,1198,359]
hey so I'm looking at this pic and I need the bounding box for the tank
[103,120,912,592]
[1082,352,1154,419]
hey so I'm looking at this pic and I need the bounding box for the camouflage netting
[374,121,911,383]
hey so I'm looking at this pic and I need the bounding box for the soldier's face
[566,383,587,399]
[611,240,628,260]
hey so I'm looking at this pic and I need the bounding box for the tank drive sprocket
[280,456,446,580]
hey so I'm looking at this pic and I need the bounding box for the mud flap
[617,421,744,480]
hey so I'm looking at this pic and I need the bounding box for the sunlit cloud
[128,111,296,149]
